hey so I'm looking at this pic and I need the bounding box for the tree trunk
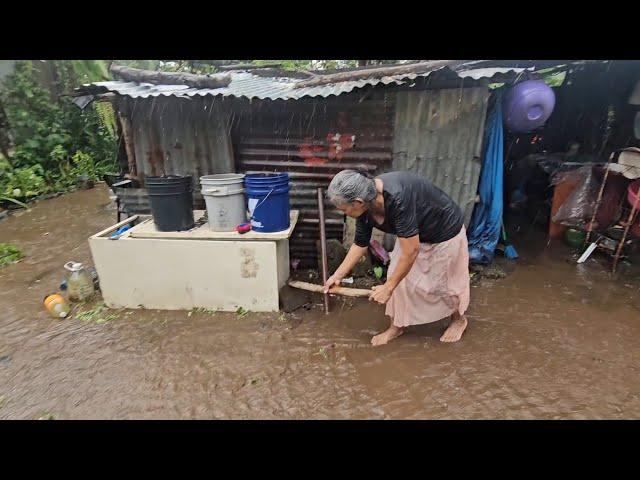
[110,65,231,89]
[294,60,463,89]
[0,101,13,165]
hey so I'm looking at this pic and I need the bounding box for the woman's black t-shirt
[354,171,464,247]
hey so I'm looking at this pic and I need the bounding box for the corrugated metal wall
[114,86,489,266]
[119,96,235,207]
[392,87,489,225]
[232,89,396,267]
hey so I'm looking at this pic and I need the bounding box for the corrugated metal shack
[76,61,530,267]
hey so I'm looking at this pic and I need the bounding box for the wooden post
[118,113,137,177]
[317,188,330,314]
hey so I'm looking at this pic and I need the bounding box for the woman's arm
[323,243,368,292]
[369,235,419,304]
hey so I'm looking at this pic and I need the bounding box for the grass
[0,243,24,268]
[75,303,118,323]
[235,307,249,319]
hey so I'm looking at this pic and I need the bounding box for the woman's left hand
[369,283,393,305]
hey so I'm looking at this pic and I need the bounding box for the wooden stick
[317,188,330,314]
[584,162,611,246]
[288,281,372,298]
[110,65,231,89]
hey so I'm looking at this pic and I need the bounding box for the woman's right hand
[323,273,343,293]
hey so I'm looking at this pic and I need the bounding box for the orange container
[549,180,579,239]
[43,294,70,319]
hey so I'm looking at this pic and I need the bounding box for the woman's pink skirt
[385,226,470,328]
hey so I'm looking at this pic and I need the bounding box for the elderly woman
[324,170,470,346]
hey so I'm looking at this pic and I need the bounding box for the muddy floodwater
[1,185,640,419]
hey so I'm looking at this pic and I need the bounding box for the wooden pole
[288,281,372,298]
[585,162,611,246]
[317,188,330,314]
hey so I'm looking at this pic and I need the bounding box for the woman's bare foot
[371,325,404,346]
[440,313,467,343]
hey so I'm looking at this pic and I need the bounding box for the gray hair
[326,169,377,207]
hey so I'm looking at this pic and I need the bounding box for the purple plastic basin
[503,80,556,133]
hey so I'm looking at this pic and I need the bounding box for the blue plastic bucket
[245,173,290,232]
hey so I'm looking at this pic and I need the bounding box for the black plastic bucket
[146,175,195,231]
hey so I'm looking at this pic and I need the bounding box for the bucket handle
[249,187,275,220]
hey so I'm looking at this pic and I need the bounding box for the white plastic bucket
[200,174,246,231]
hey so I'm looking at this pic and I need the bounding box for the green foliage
[1,164,46,198]
[94,101,117,140]
[0,61,118,201]
[0,243,24,268]
[113,60,161,71]
[68,60,109,83]
[373,266,384,279]
[541,70,566,87]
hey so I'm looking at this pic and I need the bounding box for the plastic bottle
[64,262,95,302]
[44,294,71,319]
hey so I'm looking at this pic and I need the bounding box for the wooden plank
[90,215,140,239]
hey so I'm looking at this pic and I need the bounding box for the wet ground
[1,185,640,419]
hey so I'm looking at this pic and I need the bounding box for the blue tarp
[468,91,504,264]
